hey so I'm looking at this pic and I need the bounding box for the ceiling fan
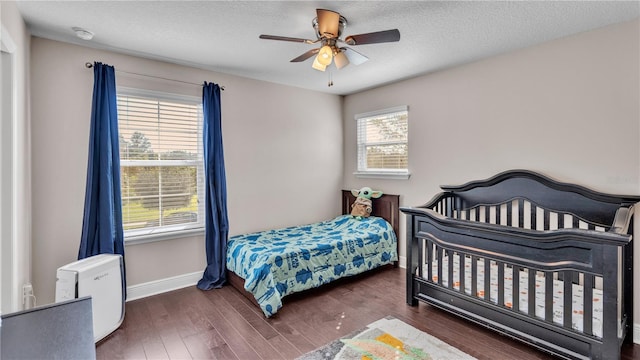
[259,9,400,72]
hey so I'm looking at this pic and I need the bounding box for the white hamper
[55,254,125,342]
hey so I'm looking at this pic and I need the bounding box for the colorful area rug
[297,316,476,360]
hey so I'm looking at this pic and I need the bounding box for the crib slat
[484,259,491,301]
[531,204,537,230]
[506,202,513,227]
[497,262,505,306]
[513,265,521,313]
[426,240,432,282]
[495,205,501,225]
[447,250,454,289]
[563,270,572,330]
[528,269,536,316]
[545,272,553,322]
[417,239,424,278]
[558,212,564,229]
[472,256,478,299]
[459,254,466,294]
[518,199,524,229]
[437,247,444,286]
[584,274,594,336]
[544,209,550,230]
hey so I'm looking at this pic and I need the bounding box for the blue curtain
[78,62,125,266]
[197,82,229,290]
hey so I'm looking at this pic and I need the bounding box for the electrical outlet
[22,283,35,309]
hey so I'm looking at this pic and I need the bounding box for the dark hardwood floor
[97,266,640,359]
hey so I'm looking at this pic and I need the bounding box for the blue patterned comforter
[226,215,398,317]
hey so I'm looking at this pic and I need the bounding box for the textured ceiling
[16,1,640,95]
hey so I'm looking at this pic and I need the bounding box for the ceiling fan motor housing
[313,13,347,39]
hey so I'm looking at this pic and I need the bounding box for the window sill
[124,227,204,246]
[353,171,411,180]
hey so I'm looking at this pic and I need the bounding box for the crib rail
[403,205,633,359]
[428,194,612,232]
[418,237,610,338]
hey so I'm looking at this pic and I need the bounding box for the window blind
[356,106,408,172]
[117,90,204,236]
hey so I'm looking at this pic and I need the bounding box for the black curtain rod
[85,62,225,90]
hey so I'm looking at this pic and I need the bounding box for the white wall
[343,18,640,329]
[30,37,343,304]
[1,1,32,313]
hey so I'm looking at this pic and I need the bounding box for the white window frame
[117,87,205,244]
[354,105,410,180]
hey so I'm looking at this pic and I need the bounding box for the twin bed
[401,170,637,359]
[226,190,400,317]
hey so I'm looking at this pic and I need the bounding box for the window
[117,88,204,241]
[355,105,409,179]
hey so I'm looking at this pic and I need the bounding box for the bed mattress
[425,255,607,337]
[227,215,397,316]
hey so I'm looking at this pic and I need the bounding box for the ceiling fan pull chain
[328,69,334,87]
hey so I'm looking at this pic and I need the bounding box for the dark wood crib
[400,170,639,360]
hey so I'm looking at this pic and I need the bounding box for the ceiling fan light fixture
[312,57,326,71]
[334,51,349,69]
[316,45,333,66]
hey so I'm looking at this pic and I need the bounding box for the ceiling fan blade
[290,48,320,62]
[260,34,315,44]
[341,47,368,66]
[344,29,400,45]
[316,9,340,38]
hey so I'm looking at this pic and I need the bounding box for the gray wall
[29,37,343,304]
[1,1,32,313]
[343,18,640,328]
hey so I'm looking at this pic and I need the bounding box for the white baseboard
[399,255,406,269]
[126,271,202,302]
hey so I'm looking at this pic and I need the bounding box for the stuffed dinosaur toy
[350,187,383,220]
